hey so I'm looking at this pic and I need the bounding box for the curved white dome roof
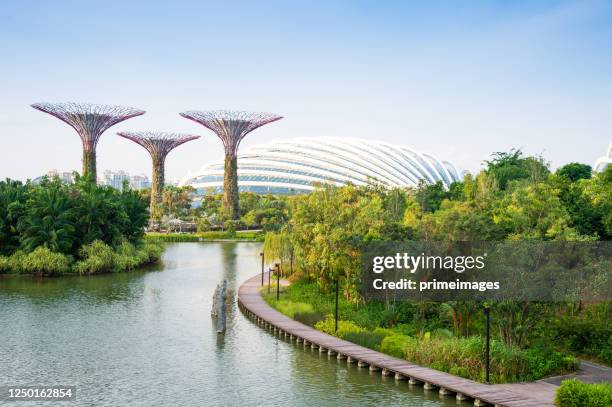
[180,137,461,195]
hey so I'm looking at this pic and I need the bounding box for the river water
[0,242,460,406]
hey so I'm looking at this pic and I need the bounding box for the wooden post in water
[211,280,227,333]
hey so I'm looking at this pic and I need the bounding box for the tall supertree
[117,131,200,217]
[180,110,282,220]
[31,102,145,181]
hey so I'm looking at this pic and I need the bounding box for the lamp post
[268,267,272,294]
[335,279,339,333]
[275,263,280,301]
[260,252,264,287]
[484,306,491,384]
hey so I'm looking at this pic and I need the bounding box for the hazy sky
[1,0,611,182]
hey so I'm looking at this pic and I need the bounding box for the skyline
[1,0,612,181]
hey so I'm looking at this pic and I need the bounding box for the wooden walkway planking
[237,273,558,407]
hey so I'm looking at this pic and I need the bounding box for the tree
[415,181,450,212]
[18,179,76,253]
[484,149,549,190]
[492,182,580,240]
[581,166,612,239]
[0,179,28,255]
[556,163,592,182]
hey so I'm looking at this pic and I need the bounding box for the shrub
[555,379,612,407]
[380,334,413,358]
[73,240,115,275]
[553,317,612,362]
[141,241,163,263]
[432,328,454,338]
[274,300,314,318]
[7,251,27,273]
[294,311,324,326]
[401,336,576,383]
[315,315,365,338]
[372,327,396,337]
[20,247,72,275]
[599,345,612,365]
[112,240,141,272]
[73,240,163,274]
[0,256,9,273]
[344,331,386,350]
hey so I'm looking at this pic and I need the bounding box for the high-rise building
[101,170,151,191]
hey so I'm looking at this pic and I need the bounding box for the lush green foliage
[0,176,148,255]
[552,311,612,364]
[0,175,159,275]
[0,240,162,275]
[283,151,611,302]
[556,163,592,182]
[555,379,612,407]
[483,149,550,190]
[73,240,162,274]
[402,336,575,383]
[379,333,412,358]
[4,247,73,275]
[266,283,579,383]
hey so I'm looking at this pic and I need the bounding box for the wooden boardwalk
[238,273,558,407]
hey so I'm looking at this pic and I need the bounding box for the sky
[1,0,611,182]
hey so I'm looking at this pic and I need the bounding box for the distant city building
[34,169,150,190]
[102,170,151,190]
[130,174,151,190]
[47,169,75,184]
[180,137,461,195]
[594,143,612,173]
[103,170,130,190]
[32,169,76,184]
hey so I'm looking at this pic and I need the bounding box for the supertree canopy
[117,131,200,218]
[180,110,282,219]
[31,102,145,180]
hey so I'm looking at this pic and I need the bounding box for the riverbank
[0,240,163,276]
[238,272,559,407]
[145,231,263,242]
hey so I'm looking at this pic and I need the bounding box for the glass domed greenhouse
[180,137,461,195]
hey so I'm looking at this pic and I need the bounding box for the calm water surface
[0,242,461,406]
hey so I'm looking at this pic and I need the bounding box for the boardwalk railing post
[484,305,491,384]
[276,263,280,301]
[335,278,339,333]
[260,252,264,287]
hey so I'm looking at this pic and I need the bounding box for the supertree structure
[180,110,282,219]
[31,102,145,181]
[117,131,200,217]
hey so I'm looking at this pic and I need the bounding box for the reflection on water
[0,242,461,406]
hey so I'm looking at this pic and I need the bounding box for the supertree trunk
[179,110,283,220]
[151,156,165,220]
[223,154,240,220]
[82,148,97,181]
[116,131,200,221]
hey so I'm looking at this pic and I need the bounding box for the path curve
[238,273,557,407]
